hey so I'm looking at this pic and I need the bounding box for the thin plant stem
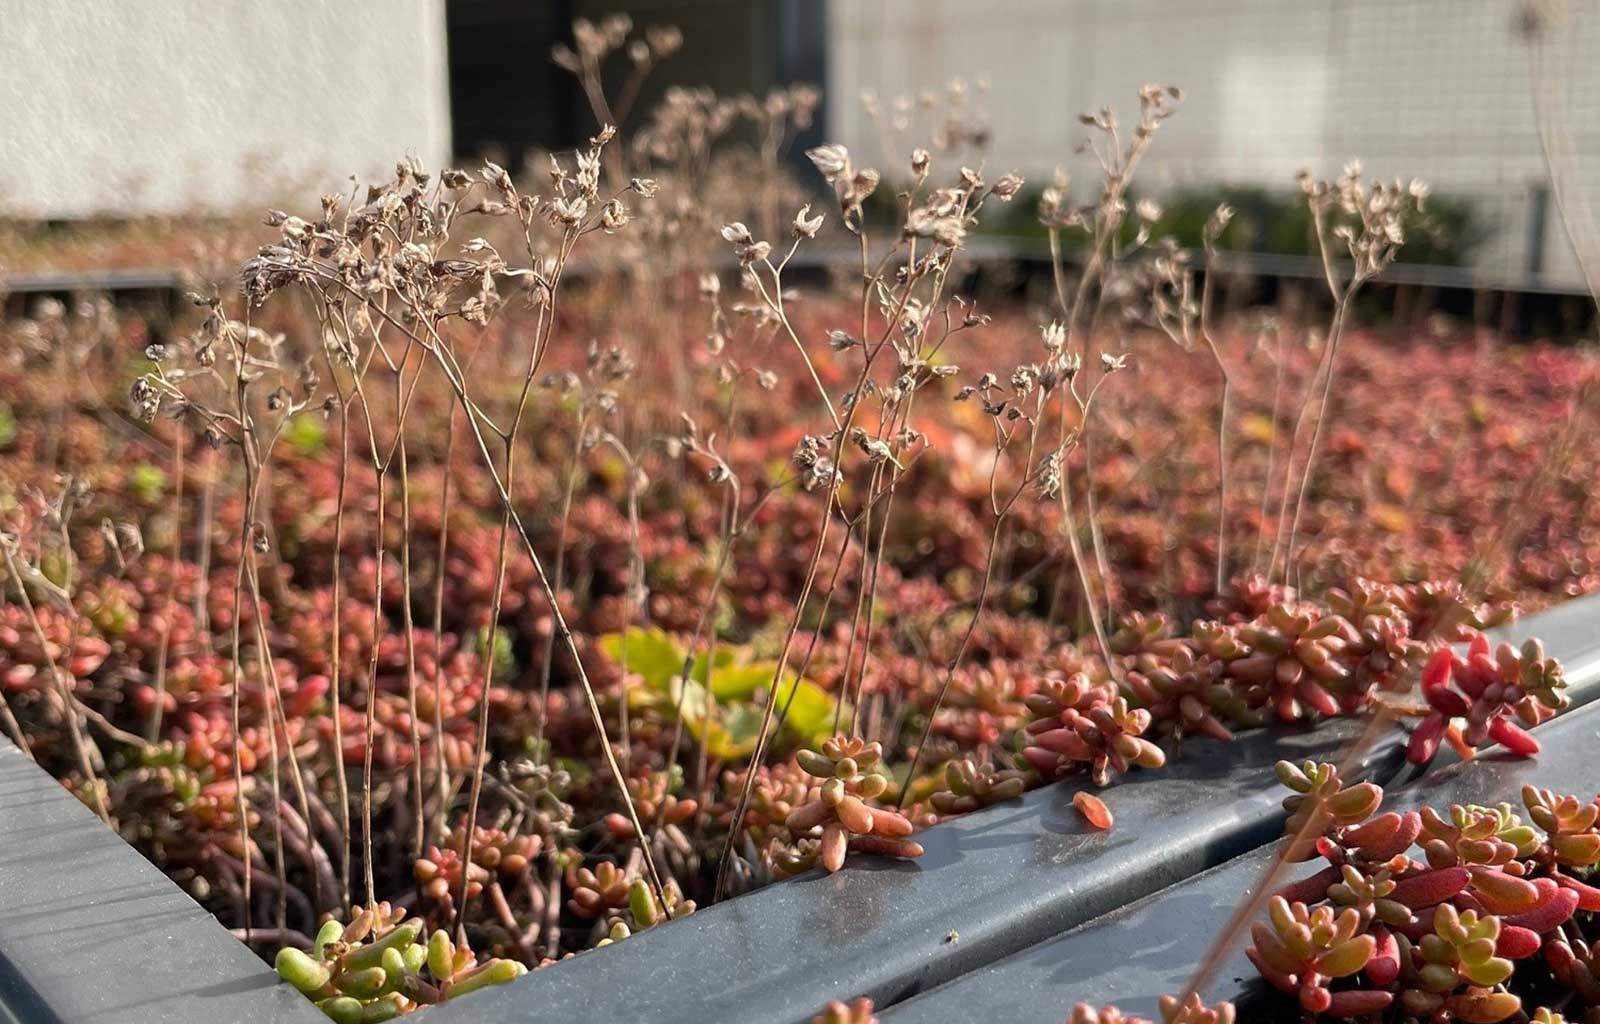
[1197,257,1232,594]
[327,394,354,911]
[1283,293,1352,582]
[226,340,258,937]
[1252,327,1287,575]
[1060,457,1118,677]
[195,450,216,652]
[429,393,458,844]
[532,413,584,765]
[396,373,424,859]
[146,427,184,741]
[360,452,387,907]
[894,516,1003,811]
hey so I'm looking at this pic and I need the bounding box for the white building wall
[828,0,1600,289]
[0,0,451,218]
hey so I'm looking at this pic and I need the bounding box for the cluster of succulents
[1017,578,1568,796]
[1408,634,1568,765]
[586,874,696,948]
[1244,765,1600,1020]
[777,736,922,875]
[413,825,540,919]
[273,903,526,1021]
[811,996,880,1024]
[1067,994,1236,1024]
[1023,672,1167,785]
[929,757,1028,815]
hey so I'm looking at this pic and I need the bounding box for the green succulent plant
[275,904,525,1019]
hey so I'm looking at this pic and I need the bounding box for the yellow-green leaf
[709,661,777,701]
[1242,414,1276,444]
[776,674,844,744]
[599,627,686,692]
[692,646,739,687]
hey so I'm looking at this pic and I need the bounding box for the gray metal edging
[0,740,324,1024]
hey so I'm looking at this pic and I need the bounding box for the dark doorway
[446,0,827,169]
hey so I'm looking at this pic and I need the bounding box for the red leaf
[1495,925,1542,959]
[1421,647,1454,688]
[1504,886,1579,933]
[1555,871,1600,912]
[1276,864,1342,904]
[1296,677,1340,717]
[1487,714,1540,758]
[1407,714,1447,765]
[1390,866,1469,908]
[1365,925,1400,987]
[1073,791,1113,830]
[1022,747,1064,777]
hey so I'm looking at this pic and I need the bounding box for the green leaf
[598,627,685,692]
[710,703,765,759]
[284,412,327,458]
[664,675,714,722]
[774,674,843,744]
[690,646,738,686]
[709,661,776,701]
[128,462,167,505]
[647,676,752,759]
[471,626,517,683]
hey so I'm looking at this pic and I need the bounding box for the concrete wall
[0,0,451,218]
[828,0,1600,289]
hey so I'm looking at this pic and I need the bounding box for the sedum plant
[1408,634,1568,765]
[929,757,1027,815]
[1067,995,1236,1024]
[779,736,922,874]
[274,903,525,1020]
[812,996,879,1024]
[1023,673,1165,786]
[1235,765,1600,1020]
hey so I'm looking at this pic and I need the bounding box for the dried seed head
[646,24,683,57]
[600,199,629,232]
[1205,203,1234,242]
[806,143,851,183]
[989,172,1024,202]
[793,204,825,239]
[905,210,966,248]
